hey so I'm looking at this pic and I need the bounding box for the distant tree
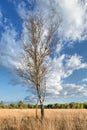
[64,103,70,109]
[54,103,59,108]
[69,102,77,109]
[80,103,84,109]
[83,102,87,108]
[28,104,34,108]
[18,101,28,109]
[0,101,4,108]
[9,103,17,109]
[47,104,54,109]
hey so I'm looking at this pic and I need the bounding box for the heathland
[0,109,87,130]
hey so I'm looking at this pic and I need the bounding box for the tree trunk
[36,99,38,118]
[40,102,44,120]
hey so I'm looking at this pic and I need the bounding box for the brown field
[0,109,87,130]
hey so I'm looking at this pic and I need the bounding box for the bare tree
[16,5,60,119]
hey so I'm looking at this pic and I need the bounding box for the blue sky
[0,0,87,104]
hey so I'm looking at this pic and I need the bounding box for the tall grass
[0,109,87,130]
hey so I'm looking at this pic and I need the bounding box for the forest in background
[0,101,87,109]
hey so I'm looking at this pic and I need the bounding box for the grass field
[0,109,87,130]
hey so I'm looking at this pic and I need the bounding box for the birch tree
[16,1,60,120]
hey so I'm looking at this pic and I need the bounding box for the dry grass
[0,109,87,130]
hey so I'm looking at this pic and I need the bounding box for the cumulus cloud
[45,54,87,99]
[65,54,87,75]
[61,83,87,97]
[0,10,22,69]
[82,78,87,82]
[57,0,87,41]
[16,0,87,43]
[0,24,21,69]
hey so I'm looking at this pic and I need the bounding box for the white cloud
[82,78,87,82]
[65,54,87,74]
[57,0,87,41]
[56,41,63,54]
[17,0,87,43]
[0,24,21,69]
[46,54,87,98]
[61,83,87,97]
[17,1,28,19]
[45,82,87,103]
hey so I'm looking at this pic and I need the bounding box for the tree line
[0,101,87,109]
